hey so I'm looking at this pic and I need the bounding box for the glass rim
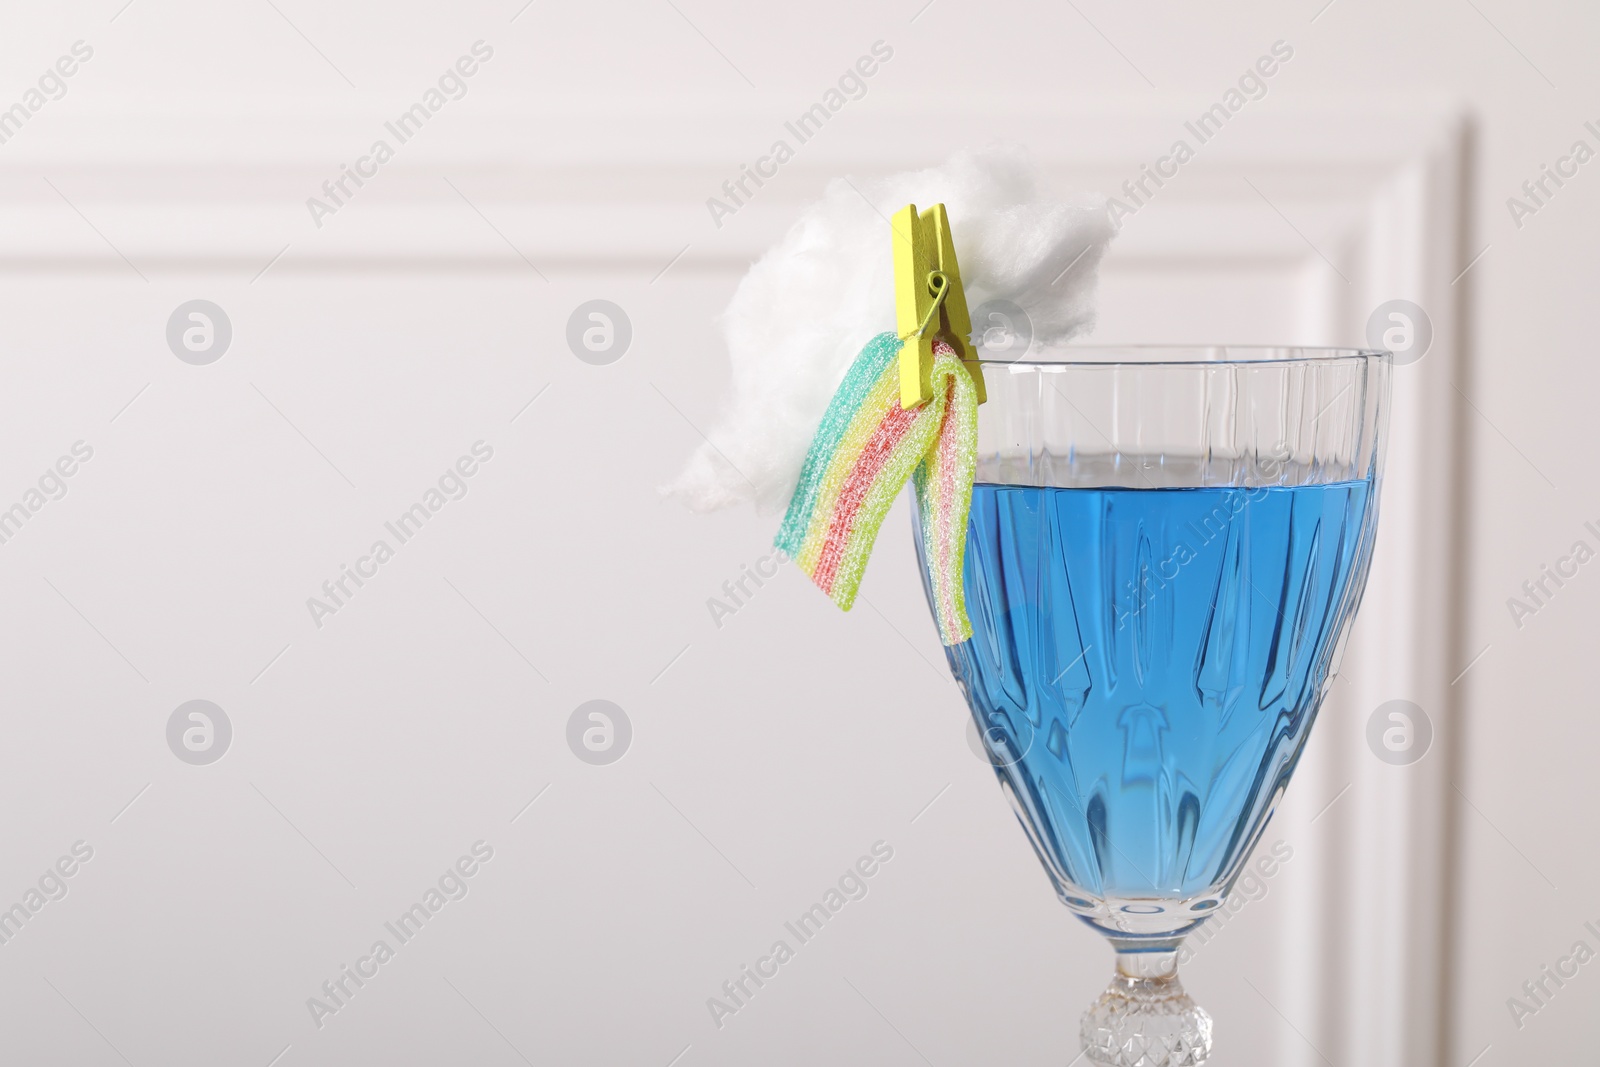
[978,344,1392,368]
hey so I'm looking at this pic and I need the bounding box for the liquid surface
[943,480,1374,905]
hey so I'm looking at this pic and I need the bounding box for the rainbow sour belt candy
[776,332,979,645]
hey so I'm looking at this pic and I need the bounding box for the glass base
[1080,952,1212,1067]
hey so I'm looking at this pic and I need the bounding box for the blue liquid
[939,479,1374,914]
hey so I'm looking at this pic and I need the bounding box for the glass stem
[1082,946,1213,1064]
[1116,948,1179,982]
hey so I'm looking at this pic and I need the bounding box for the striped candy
[776,332,979,645]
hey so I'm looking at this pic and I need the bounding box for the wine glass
[914,345,1391,1066]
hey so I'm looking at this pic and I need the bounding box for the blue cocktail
[916,347,1390,1066]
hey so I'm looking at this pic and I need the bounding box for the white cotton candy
[666,145,1117,513]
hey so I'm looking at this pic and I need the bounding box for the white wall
[0,1,1592,1064]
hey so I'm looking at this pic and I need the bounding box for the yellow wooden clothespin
[891,202,987,409]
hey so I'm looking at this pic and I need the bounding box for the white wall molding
[0,105,1464,274]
